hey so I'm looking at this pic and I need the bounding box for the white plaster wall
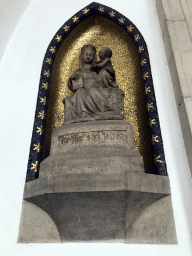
[0,0,192,255]
[0,0,31,62]
[162,0,192,140]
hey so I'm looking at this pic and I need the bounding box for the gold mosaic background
[43,15,153,173]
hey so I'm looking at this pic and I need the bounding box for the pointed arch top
[26,2,167,182]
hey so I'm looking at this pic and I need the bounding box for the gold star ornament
[138,46,144,53]
[72,16,79,23]
[147,102,153,111]
[154,155,162,164]
[40,97,47,105]
[149,118,156,127]
[134,35,140,42]
[118,18,125,25]
[33,142,42,152]
[44,70,51,77]
[46,58,53,65]
[63,25,70,32]
[82,8,89,15]
[36,126,44,135]
[31,161,39,172]
[109,11,115,18]
[38,110,46,119]
[55,35,62,42]
[143,72,149,80]
[152,135,159,145]
[127,25,134,33]
[141,59,146,66]
[49,46,57,54]
[98,6,104,13]
[145,86,151,94]
[42,82,49,90]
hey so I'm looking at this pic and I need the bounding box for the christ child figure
[93,47,118,89]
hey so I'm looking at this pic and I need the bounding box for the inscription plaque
[58,130,128,146]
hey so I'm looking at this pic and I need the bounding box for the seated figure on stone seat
[63,44,124,124]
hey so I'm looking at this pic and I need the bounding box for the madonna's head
[79,44,97,68]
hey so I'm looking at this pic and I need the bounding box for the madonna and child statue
[63,44,124,124]
[22,44,171,243]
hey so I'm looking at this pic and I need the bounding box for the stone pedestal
[39,120,144,177]
[23,120,174,243]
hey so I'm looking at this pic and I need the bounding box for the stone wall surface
[156,0,192,173]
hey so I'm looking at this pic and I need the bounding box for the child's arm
[92,58,110,68]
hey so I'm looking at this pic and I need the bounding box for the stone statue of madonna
[63,44,124,124]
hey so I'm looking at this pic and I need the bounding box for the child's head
[99,47,112,60]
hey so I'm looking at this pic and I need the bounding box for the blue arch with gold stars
[26,2,167,182]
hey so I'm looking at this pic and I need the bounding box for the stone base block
[39,120,144,177]
[40,150,144,176]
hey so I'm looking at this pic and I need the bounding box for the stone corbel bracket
[24,168,170,242]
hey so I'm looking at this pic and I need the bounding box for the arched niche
[26,2,167,182]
